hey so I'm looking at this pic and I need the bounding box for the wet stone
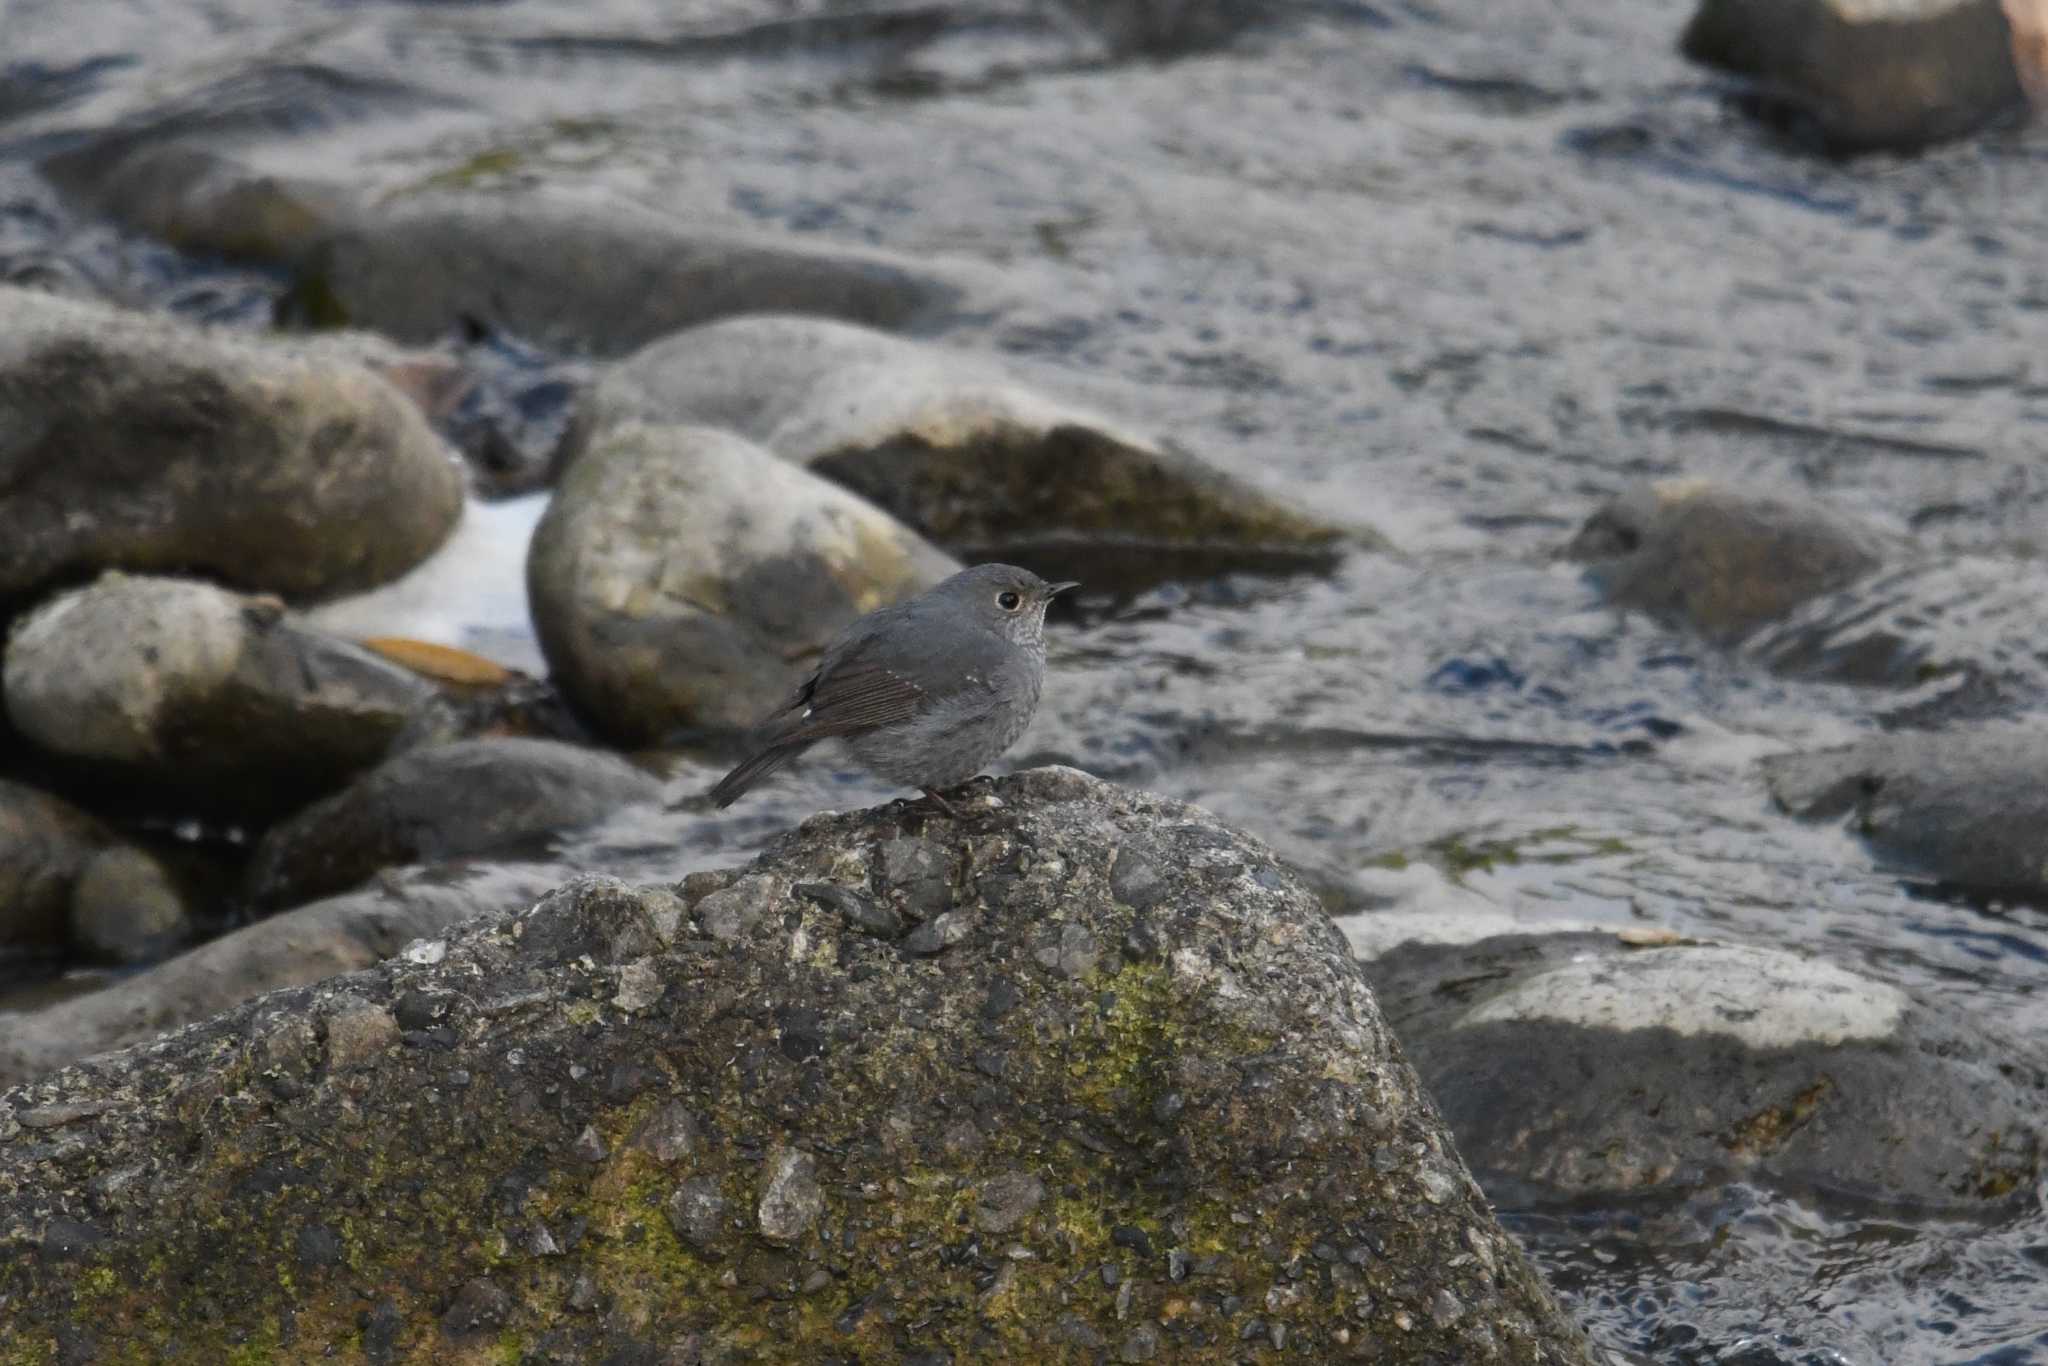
[69,846,191,965]
[1681,0,2030,153]
[1565,480,1888,646]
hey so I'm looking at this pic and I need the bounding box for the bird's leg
[917,786,964,820]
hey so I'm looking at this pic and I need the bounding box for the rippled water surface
[6,0,2048,1359]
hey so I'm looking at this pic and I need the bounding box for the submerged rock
[284,193,979,355]
[527,421,956,742]
[1566,480,1888,645]
[0,287,462,604]
[4,574,440,810]
[572,315,1358,585]
[1681,0,2034,153]
[244,738,663,912]
[1741,554,2048,694]
[1762,723,2048,897]
[1369,931,2045,1206]
[0,769,1593,1363]
[0,780,111,949]
[0,860,560,1088]
[39,142,355,265]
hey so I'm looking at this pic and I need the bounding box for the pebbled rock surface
[0,859,562,1088]
[0,769,1593,1363]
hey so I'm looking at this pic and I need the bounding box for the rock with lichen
[0,860,563,1089]
[0,769,1592,1363]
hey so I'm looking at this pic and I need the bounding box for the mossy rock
[0,769,1593,1363]
[573,315,1368,589]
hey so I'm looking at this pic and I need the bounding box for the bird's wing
[756,658,932,746]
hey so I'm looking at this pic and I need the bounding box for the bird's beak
[1047,580,1081,597]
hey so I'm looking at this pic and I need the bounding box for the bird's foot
[917,786,965,820]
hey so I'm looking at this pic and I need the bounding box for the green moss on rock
[0,769,1593,1363]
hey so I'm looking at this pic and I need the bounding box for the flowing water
[5,0,2048,1359]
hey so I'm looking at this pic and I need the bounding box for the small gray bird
[710,564,1077,815]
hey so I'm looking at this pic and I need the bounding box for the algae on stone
[0,769,1593,1363]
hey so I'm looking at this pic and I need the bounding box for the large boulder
[0,288,463,605]
[0,769,1595,1363]
[4,574,441,810]
[571,315,1359,585]
[283,193,980,355]
[527,421,957,743]
[1566,480,1888,646]
[244,737,664,912]
[0,860,560,1089]
[1761,724,2048,897]
[1364,931,2046,1206]
[1681,0,2035,153]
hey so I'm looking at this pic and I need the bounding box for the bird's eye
[996,590,1022,611]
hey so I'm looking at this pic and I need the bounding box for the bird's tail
[708,740,808,808]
